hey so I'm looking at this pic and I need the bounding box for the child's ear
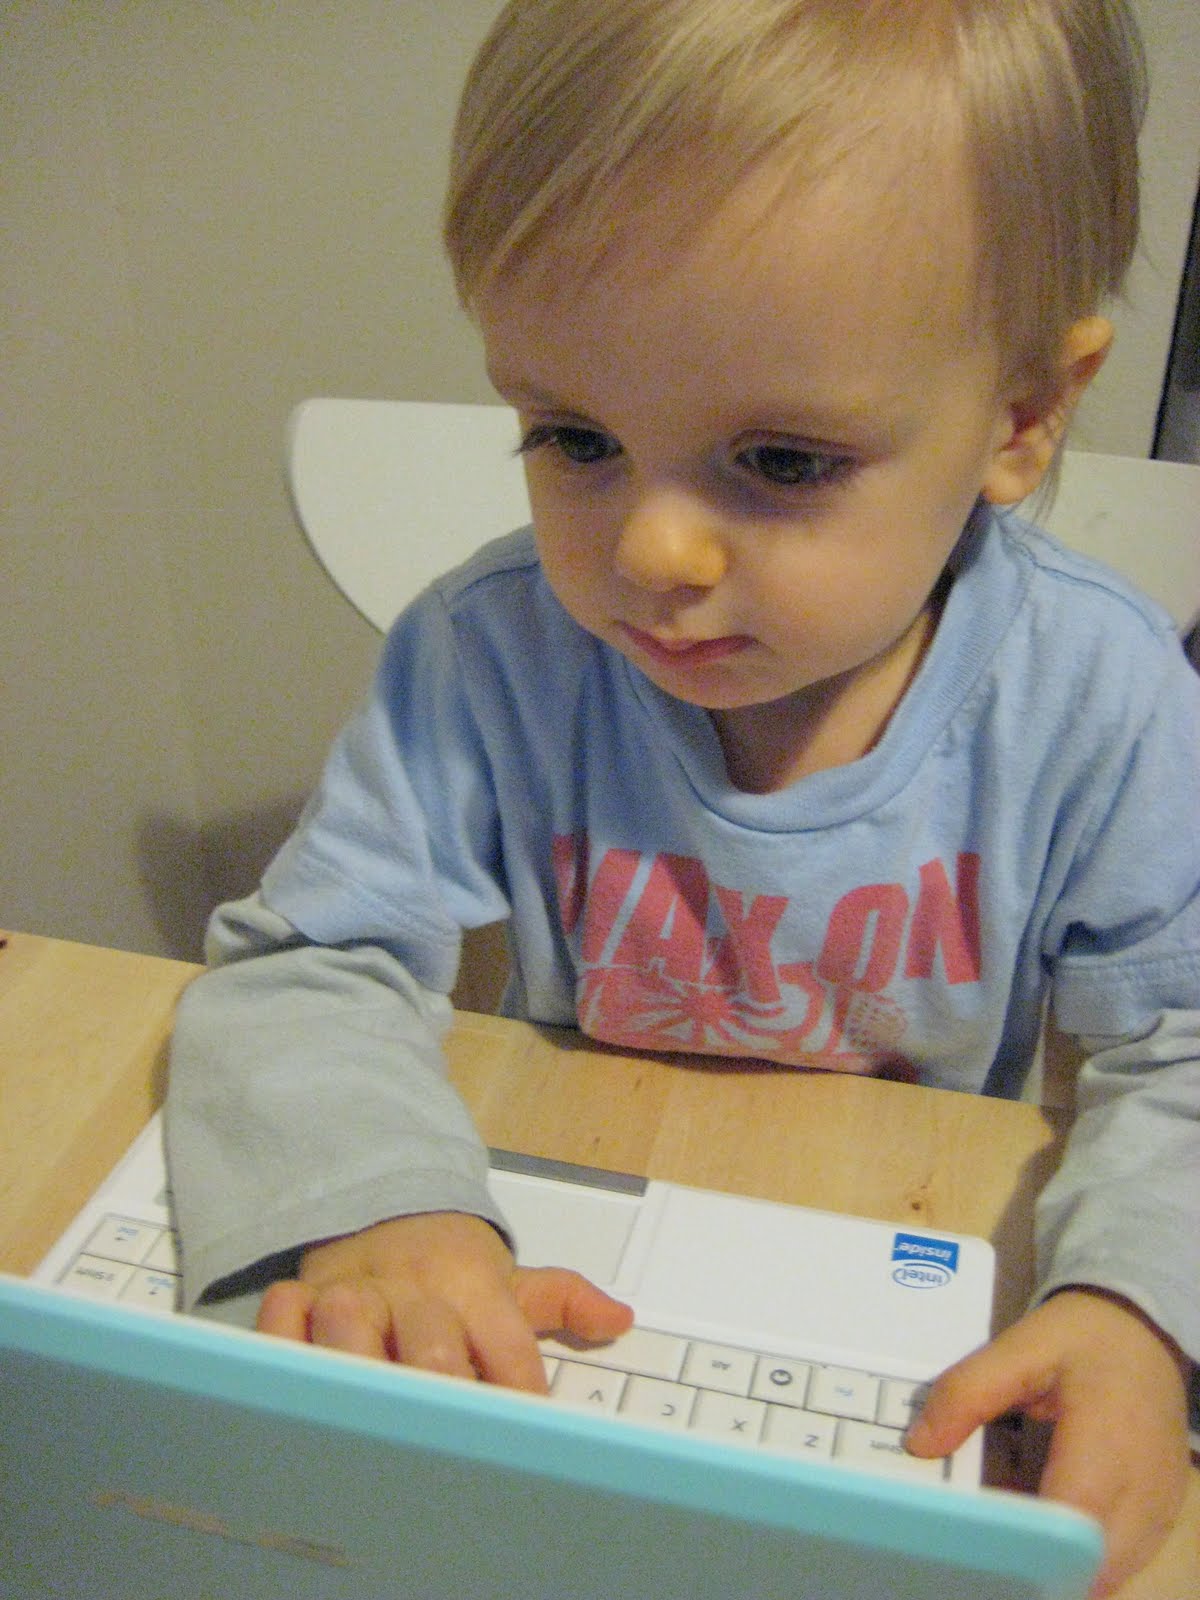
[982,316,1113,505]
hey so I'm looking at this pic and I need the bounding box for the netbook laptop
[0,1116,1104,1600]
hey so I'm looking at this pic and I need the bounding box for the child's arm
[908,1011,1199,1596]
[256,1211,633,1388]
[168,895,519,1318]
[170,895,632,1371]
[906,1288,1191,1599]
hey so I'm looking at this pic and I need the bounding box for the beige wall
[3,1,502,958]
[3,1,1198,961]
[1073,0,1200,457]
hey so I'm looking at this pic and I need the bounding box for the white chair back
[288,399,530,632]
[1042,451,1199,632]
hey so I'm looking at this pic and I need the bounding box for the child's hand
[255,1210,633,1392]
[905,1289,1191,1598]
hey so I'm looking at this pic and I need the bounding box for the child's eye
[517,424,621,465]
[736,443,851,488]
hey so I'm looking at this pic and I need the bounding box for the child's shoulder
[943,507,1196,761]
[430,525,542,607]
[426,525,593,661]
[972,508,1190,726]
[388,525,597,688]
[992,508,1180,651]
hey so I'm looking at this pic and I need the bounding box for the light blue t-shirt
[169,508,1200,1360]
[263,511,1199,1087]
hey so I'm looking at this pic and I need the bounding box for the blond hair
[444,0,1144,399]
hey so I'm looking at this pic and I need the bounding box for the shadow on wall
[137,797,307,962]
[136,800,511,1014]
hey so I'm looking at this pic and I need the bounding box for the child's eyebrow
[488,365,904,448]
[486,369,575,410]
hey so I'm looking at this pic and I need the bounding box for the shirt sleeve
[254,584,513,986]
[165,891,510,1314]
[1033,640,1200,1366]
[1033,1009,1200,1366]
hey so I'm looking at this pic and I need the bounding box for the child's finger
[380,1292,488,1382]
[513,1265,635,1345]
[904,1326,1050,1457]
[463,1293,555,1393]
[256,1278,317,1341]
[307,1279,399,1363]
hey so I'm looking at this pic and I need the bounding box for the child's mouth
[621,624,754,669]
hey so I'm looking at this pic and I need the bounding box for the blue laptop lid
[0,1275,1102,1600]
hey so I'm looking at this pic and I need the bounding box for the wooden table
[1,929,1195,1596]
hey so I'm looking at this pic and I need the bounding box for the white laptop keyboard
[52,1209,950,1484]
[540,1326,948,1482]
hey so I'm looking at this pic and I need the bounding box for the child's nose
[615,494,728,592]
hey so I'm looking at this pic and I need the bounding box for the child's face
[480,151,1020,771]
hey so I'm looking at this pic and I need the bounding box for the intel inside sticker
[891,1232,959,1289]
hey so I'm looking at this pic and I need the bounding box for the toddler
[168,3,1198,1594]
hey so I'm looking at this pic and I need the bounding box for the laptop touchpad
[488,1157,645,1287]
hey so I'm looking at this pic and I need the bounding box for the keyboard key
[144,1229,180,1273]
[619,1376,695,1429]
[59,1256,134,1299]
[542,1325,687,1381]
[681,1340,756,1396]
[761,1406,837,1459]
[751,1356,812,1408]
[836,1420,948,1483]
[84,1216,160,1266]
[690,1389,766,1445]
[120,1268,181,1311]
[878,1378,929,1430]
[551,1360,626,1414]
[808,1365,880,1422]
